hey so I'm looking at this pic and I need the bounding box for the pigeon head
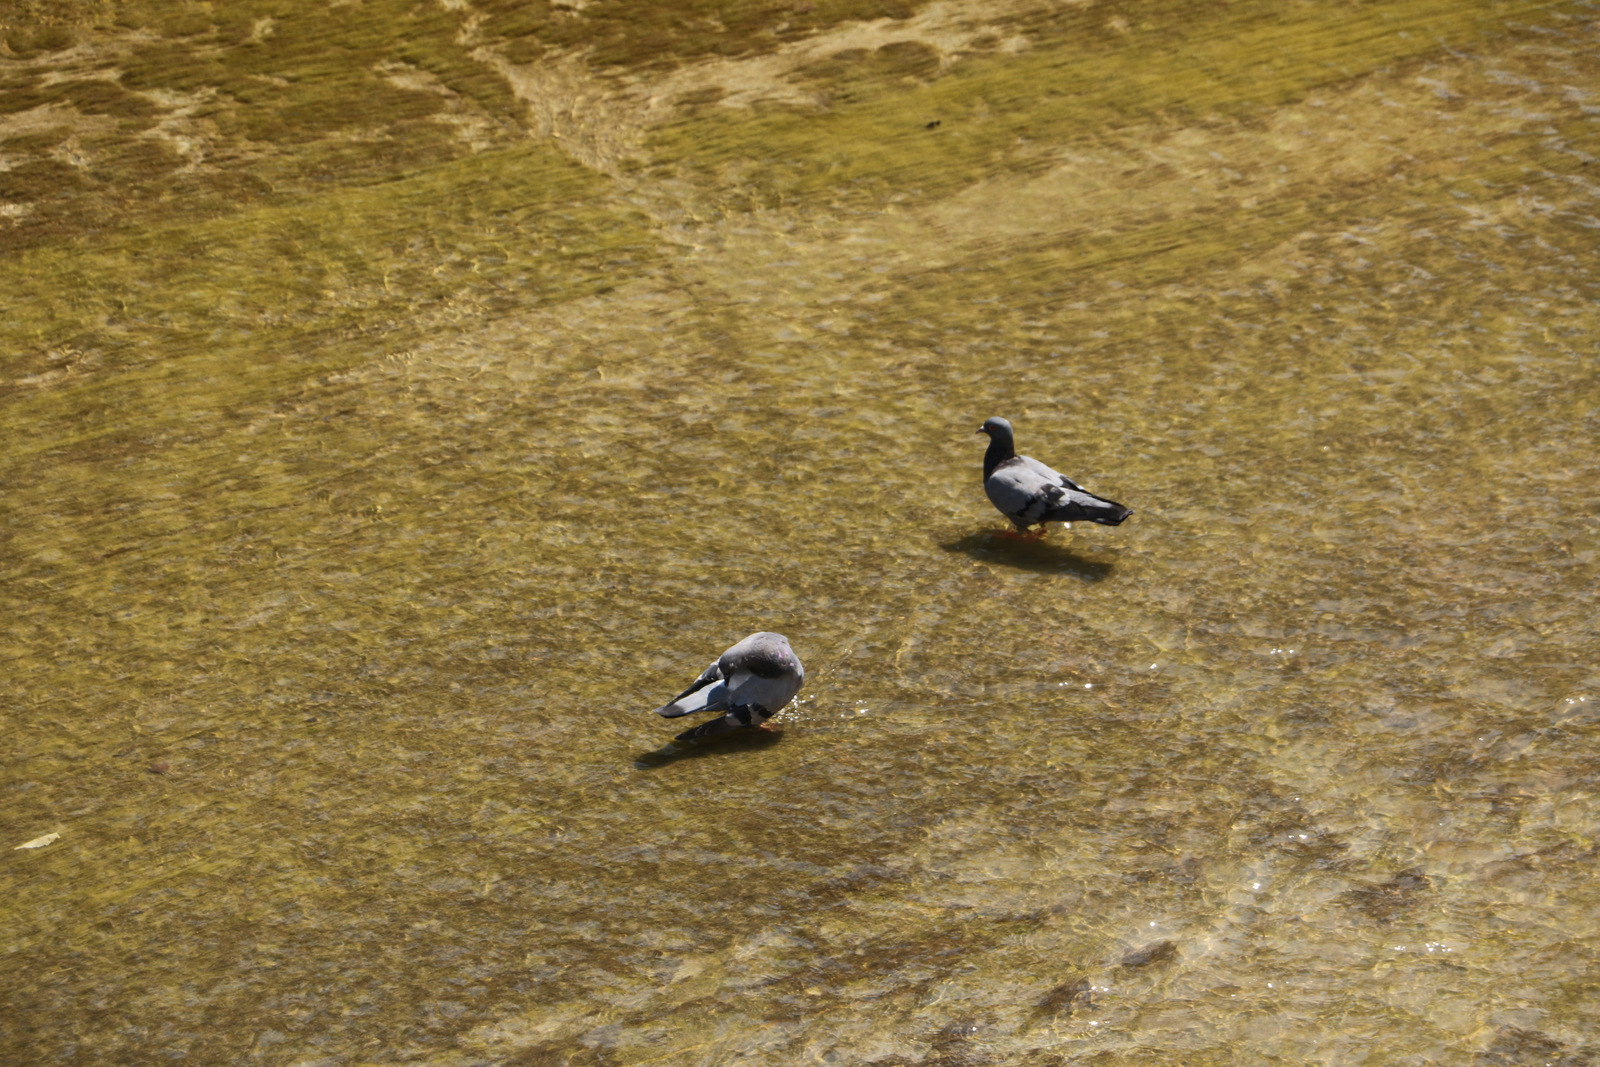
[976,416,1014,441]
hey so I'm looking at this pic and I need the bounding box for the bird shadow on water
[941,530,1117,580]
[633,728,785,770]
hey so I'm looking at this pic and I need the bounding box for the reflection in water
[3,1,1600,1064]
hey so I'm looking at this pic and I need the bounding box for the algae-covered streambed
[4,1,1599,1063]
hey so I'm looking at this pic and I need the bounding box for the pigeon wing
[718,633,805,718]
[1019,455,1083,491]
[984,458,1060,526]
[654,658,729,718]
[1018,455,1130,525]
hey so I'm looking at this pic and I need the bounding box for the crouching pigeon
[653,632,805,741]
[977,416,1131,536]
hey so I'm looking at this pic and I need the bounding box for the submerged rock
[1119,940,1178,969]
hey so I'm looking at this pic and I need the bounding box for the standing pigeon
[652,632,805,741]
[976,416,1131,535]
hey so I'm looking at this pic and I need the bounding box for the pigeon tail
[1042,497,1132,526]
[655,682,727,719]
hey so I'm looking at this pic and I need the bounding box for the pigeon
[652,632,805,741]
[976,416,1131,535]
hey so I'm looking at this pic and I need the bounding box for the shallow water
[3,1,1599,1063]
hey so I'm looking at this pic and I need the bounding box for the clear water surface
[3,1,1598,1063]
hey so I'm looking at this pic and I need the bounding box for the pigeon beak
[975,426,986,435]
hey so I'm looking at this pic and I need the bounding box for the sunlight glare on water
[2,1,1599,1064]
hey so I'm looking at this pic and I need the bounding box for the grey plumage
[653,632,805,741]
[977,416,1132,532]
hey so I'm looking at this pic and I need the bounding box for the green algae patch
[112,0,520,122]
[0,0,531,256]
[3,22,80,58]
[789,39,946,106]
[478,0,928,72]
[0,141,659,464]
[648,0,1578,210]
